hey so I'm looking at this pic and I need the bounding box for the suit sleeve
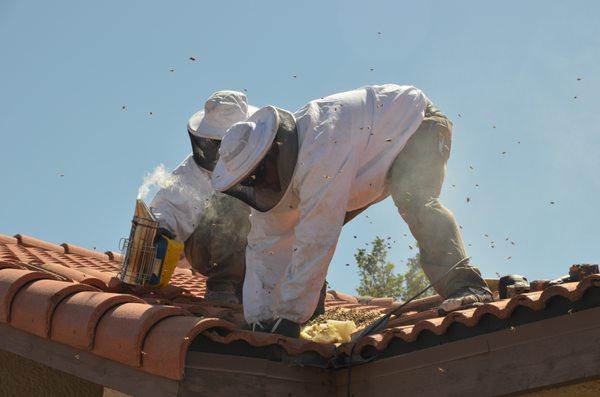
[278,105,362,323]
[149,155,214,241]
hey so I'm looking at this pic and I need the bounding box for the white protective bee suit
[218,84,432,324]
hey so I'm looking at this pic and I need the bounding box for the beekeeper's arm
[243,207,298,324]
[150,154,214,242]
[277,130,361,324]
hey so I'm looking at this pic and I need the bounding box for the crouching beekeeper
[211,84,492,337]
[149,91,256,305]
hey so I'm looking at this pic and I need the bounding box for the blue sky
[1,0,599,294]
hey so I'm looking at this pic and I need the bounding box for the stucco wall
[0,348,103,397]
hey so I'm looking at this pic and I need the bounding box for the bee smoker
[119,199,183,287]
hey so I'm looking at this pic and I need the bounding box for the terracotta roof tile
[386,308,439,328]
[0,248,16,263]
[175,302,238,319]
[14,234,65,253]
[393,294,443,314]
[92,302,190,367]
[21,262,108,289]
[51,291,144,349]
[328,290,359,304]
[339,274,600,355]
[2,243,40,263]
[75,266,124,291]
[9,279,97,338]
[61,242,111,262]
[0,235,17,245]
[142,316,237,380]
[104,250,124,262]
[0,261,23,270]
[36,248,81,267]
[155,283,189,300]
[204,328,337,358]
[0,268,55,322]
[366,297,395,307]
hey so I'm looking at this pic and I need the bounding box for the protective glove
[155,226,176,242]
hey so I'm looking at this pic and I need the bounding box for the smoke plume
[137,164,177,200]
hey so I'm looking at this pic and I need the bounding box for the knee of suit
[396,192,437,215]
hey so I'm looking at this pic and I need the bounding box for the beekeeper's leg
[388,105,490,300]
[184,193,250,304]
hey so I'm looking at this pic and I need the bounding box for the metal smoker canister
[119,199,160,286]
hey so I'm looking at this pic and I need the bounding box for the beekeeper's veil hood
[211,106,282,192]
[188,91,258,171]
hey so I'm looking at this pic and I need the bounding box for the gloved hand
[155,226,176,242]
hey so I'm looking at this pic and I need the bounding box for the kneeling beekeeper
[211,84,493,337]
[149,91,257,304]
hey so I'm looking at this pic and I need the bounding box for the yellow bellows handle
[157,236,184,287]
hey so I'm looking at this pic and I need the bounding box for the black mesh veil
[188,131,221,172]
[224,108,298,212]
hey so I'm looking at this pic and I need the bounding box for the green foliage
[355,237,403,299]
[400,252,433,300]
[355,237,434,301]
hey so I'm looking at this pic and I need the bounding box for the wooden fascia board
[182,352,334,396]
[335,307,600,397]
[0,323,179,397]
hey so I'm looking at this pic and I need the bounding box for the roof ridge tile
[539,279,594,303]
[61,243,111,262]
[0,268,55,322]
[341,274,600,355]
[14,234,65,254]
[92,302,191,367]
[0,234,18,245]
[142,316,238,380]
[9,279,98,338]
[26,262,109,290]
[104,250,124,263]
[328,290,359,304]
[76,267,125,292]
[51,291,144,349]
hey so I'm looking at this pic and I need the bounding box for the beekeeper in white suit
[212,84,492,337]
[150,90,257,304]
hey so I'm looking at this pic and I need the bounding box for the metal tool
[118,199,183,287]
